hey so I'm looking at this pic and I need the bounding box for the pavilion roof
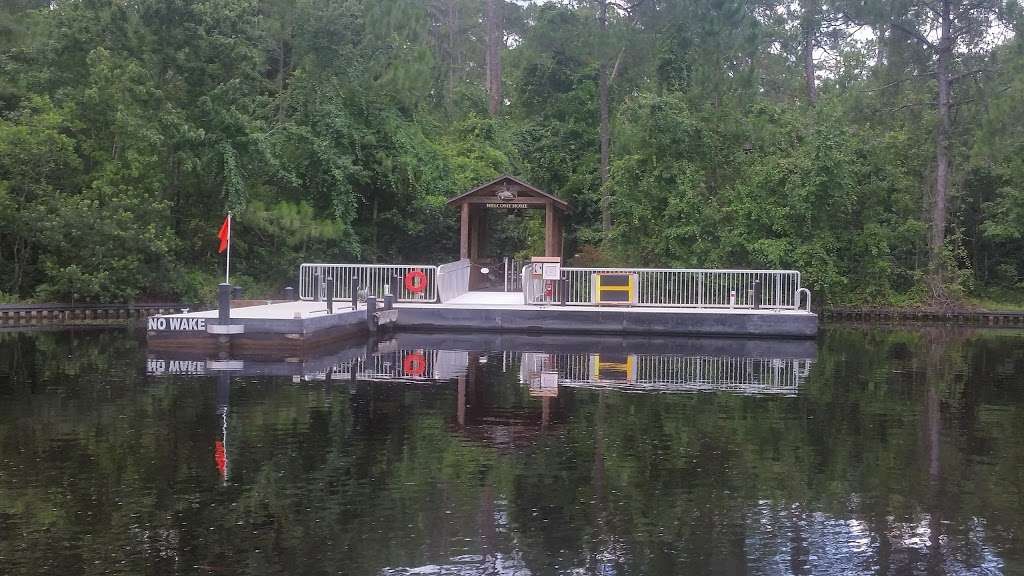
[446,175,569,212]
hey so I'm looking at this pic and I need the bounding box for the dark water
[1,327,1022,575]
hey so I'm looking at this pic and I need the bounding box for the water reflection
[146,332,817,395]
[1,327,1023,575]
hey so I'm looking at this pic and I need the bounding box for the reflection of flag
[217,215,231,253]
[214,440,227,480]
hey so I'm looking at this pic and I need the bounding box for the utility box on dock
[592,273,638,305]
[528,256,562,303]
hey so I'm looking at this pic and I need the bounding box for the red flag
[217,215,230,253]
[214,440,227,480]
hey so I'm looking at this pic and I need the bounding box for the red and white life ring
[404,270,428,294]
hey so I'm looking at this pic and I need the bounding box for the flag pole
[225,212,231,285]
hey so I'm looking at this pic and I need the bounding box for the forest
[0,0,1022,306]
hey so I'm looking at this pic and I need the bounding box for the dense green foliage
[0,0,1021,304]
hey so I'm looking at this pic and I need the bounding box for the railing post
[326,276,334,314]
[351,276,359,310]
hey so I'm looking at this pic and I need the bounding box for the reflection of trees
[506,326,1023,574]
[2,327,1024,574]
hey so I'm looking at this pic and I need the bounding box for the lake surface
[1,326,1022,575]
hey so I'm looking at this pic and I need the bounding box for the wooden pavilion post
[470,206,482,261]
[460,202,471,259]
[544,202,558,257]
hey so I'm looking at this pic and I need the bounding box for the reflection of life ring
[404,270,428,294]
[403,352,427,376]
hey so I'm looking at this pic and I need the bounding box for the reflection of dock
[521,352,809,395]
[147,332,816,396]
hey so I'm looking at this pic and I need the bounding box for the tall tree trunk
[446,0,458,110]
[800,0,818,106]
[485,0,502,116]
[598,0,611,232]
[929,0,953,297]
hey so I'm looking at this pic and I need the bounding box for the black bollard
[351,276,359,310]
[231,285,243,300]
[313,272,321,302]
[283,286,295,301]
[326,276,335,314]
[366,296,377,332]
[384,294,394,311]
[559,276,568,306]
[752,280,761,309]
[218,283,231,321]
[390,275,402,301]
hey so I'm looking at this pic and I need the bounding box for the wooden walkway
[1,303,184,325]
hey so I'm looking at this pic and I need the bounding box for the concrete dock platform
[146,301,380,354]
[398,300,816,338]
[146,290,817,353]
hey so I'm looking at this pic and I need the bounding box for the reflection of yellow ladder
[589,354,636,382]
[591,273,637,305]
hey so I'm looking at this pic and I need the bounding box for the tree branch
[890,19,937,50]
[609,46,625,85]
[923,1,943,19]
[950,68,993,81]
[875,101,937,113]
[855,73,934,92]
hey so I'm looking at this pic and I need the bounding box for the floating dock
[397,294,815,337]
[147,289,816,354]
[145,300,388,355]
[150,178,818,354]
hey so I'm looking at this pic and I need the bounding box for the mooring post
[326,276,335,314]
[313,271,321,302]
[752,280,761,309]
[351,276,359,310]
[283,286,295,301]
[390,275,401,301]
[366,295,377,332]
[383,293,394,311]
[218,283,231,321]
[560,275,568,306]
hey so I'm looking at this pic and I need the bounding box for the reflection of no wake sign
[403,352,427,376]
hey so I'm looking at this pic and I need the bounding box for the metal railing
[523,266,806,310]
[299,263,438,302]
[437,259,471,303]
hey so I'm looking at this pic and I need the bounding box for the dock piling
[218,283,231,321]
[366,296,377,332]
[390,275,401,301]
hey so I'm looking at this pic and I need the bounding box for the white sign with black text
[147,316,207,331]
